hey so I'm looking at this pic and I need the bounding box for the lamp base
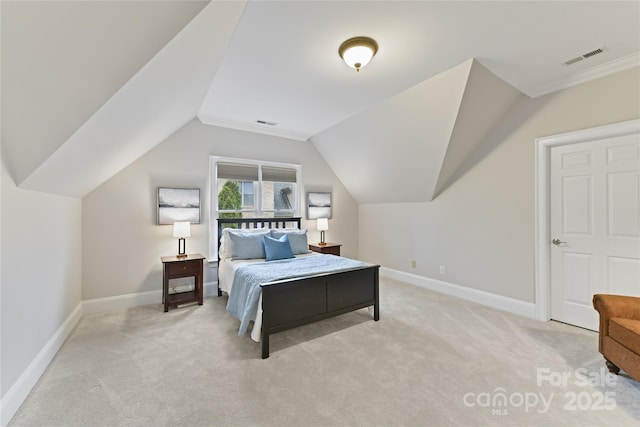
[177,238,187,257]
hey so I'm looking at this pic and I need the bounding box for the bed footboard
[260,265,379,359]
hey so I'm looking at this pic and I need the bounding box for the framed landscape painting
[307,192,332,219]
[157,188,201,225]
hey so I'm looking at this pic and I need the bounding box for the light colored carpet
[9,278,640,426]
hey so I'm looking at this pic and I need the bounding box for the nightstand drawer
[320,245,340,256]
[166,259,200,276]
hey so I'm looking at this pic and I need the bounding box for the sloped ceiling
[1,0,210,185]
[18,1,246,197]
[431,60,525,200]
[2,1,639,201]
[312,59,522,203]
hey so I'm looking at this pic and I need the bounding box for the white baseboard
[82,282,219,314]
[82,289,161,314]
[1,302,84,427]
[203,281,220,297]
[380,267,536,319]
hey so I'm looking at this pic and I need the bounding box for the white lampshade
[317,218,329,231]
[339,36,378,72]
[172,221,191,238]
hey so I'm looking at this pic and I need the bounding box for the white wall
[0,159,82,420]
[82,120,358,301]
[359,67,640,303]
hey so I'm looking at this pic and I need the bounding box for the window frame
[209,156,302,261]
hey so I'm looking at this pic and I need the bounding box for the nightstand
[309,242,341,256]
[161,253,205,312]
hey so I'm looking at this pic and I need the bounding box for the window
[209,156,302,259]
[239,181,254,209]
[260,166,297,216]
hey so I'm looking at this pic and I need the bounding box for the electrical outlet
[411,260,416,268]
[439,265,446,275]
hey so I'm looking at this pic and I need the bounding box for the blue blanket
[227,254,369,336]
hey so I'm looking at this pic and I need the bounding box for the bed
[217,217,379,358]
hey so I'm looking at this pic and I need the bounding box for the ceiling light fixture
[339,36,378,72]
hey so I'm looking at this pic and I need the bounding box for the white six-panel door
[550,133,640,331]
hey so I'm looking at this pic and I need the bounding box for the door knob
[552,238,566,246]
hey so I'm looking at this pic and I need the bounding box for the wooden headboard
[217,217,302,257]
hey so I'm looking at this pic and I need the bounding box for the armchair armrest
[593,294,640,321]
[593,294,640,352]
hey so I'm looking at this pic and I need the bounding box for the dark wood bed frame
[217,217,380,358]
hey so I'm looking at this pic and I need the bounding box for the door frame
[534,119,640,322]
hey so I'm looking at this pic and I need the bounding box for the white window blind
[217,163,259,181]
[262,166,297,182]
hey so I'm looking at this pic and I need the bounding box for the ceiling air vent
[256,120,278,126]
[563,46,607,66]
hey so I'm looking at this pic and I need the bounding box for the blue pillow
[228,230,270,259]
[262,234,294,261]
[270,229,310,255]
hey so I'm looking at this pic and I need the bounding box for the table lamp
[317,218,328,245]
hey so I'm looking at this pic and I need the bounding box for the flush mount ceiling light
[338,36,378,72]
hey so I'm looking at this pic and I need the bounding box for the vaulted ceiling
[2,1,639,201]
